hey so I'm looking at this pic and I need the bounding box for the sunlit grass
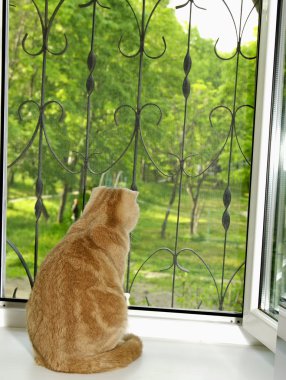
[5,178,248,312]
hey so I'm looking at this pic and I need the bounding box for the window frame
[260,0,286,318]
[243,0,280,352]
[0,0,281,350]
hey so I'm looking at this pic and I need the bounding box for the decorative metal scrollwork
[214,0,258,60]
[125,0,255,310]
[5,0,259,312]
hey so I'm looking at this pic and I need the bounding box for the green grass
[5,178,249,313]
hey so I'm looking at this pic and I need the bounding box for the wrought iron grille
[1,0,260,314]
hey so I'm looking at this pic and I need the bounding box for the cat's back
[26,229,127,356]
[28,228,120,306]
[27,228,125,327]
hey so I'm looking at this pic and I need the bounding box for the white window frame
[0,0,281,351]
[243,0,279,352]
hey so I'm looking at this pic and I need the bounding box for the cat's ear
[82,186,106,215]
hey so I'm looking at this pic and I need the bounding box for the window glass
[2,0,259,313]
[260,0,286,320]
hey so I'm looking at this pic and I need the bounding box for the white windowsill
[1,304,262,346]
[128,309,260,346]
[0,326,274,380]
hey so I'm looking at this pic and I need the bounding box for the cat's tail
[35,334,143,374]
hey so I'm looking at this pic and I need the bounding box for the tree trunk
[57,182,69,223]
[114,171,123,187]
[8,169,15,186]
[78,165,85,203]
[41,201,50,221]
[7,169,15,199]
[161,173,179,239]
[141,158,147,182]
[99,172,106,187]
[190,195,200,235]
[188,174,206,235]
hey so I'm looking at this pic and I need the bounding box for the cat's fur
[26,186,142,374]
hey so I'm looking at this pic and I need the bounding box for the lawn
[5,176,249,313]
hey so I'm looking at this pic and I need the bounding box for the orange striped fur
[26,187,142,373]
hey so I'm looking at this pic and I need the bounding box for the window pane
[260,1,286,320]
[2,0,260,313]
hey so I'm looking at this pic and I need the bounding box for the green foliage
[5,0,259,312]
[6,179,246,311]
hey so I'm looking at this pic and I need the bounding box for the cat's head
[83,186,139,232]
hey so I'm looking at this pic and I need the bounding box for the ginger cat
[26,187,142,373]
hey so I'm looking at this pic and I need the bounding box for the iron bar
[3,0,259,313]
[170,0,194,308]
[6,239,34,288]
[115,0,167,290]
[81,0,98,208]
